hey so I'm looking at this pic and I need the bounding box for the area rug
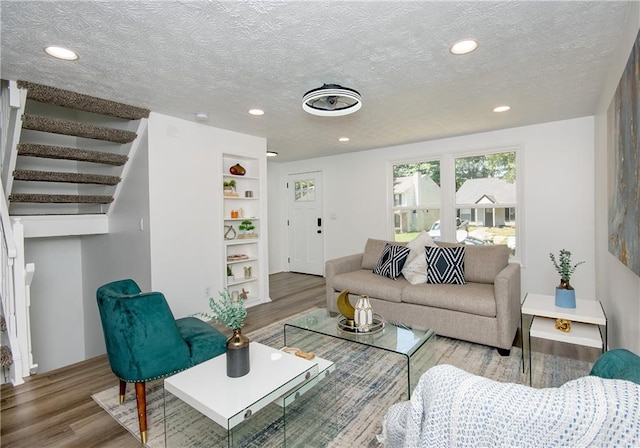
[92,309,593,447]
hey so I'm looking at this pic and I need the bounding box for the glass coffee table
[284,308,436,398]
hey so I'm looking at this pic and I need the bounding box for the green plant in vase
[196,289,250,377]
[549,249,585,289]
[223,179,236,195]
[238,219,255,236]
[549,249,584,309]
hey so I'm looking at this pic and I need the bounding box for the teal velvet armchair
[96,279,227,444]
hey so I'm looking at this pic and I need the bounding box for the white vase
[354,295,373,332]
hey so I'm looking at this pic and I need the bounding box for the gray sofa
[325,238,521,353]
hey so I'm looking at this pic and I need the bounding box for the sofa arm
[325,253,363,310]
[493,262,521,350]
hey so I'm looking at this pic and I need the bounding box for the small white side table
[521,293,607,385]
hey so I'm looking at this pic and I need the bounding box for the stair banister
[1,80,27,198]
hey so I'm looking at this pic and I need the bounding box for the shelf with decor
[221,153,267,306]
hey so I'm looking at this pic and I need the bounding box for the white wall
[81,128,153,359]
[26,236,84,372]
[268,117,596,302]
[594,2,640,352]
[147,113,267,318]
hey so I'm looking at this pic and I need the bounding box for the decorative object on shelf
[549,249,585,309]
[223,180,237,196]
[230,210,239,219]
[238,208,244,218]
[555,318,572,333]
[238,219,257,238]
[196,289,249,377]
[244,266,252,279]
[229,163,246,176]
[224,225,236,240]
[239,288,249,301]
[245,190,253,198]
[336,289,355,326]
[354,295,373,332]
[226,265,234,282]
[227,254,249,261]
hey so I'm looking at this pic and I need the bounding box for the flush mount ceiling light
[338,137,350,142]
[450,39,478,55]
[194,112,209,121]
[248,109,264,116]
[44,45,79,60]
[302,84,362,117]
[493,105,511,113]
[266,150,278,157]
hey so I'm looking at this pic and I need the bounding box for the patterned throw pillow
[373,243,411,279]
[425,246,466,284]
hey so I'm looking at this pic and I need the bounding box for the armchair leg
[119,380,127,405]
[134,382,147,444]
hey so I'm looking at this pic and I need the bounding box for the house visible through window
[391,150,518,256]
[455,151,517,254]
[392,161,441,242]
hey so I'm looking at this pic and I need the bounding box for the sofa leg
[497,347,511,357]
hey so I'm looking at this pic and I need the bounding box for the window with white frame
[391,150,519,255]
[392,161,441,242]
[455,151,517,255]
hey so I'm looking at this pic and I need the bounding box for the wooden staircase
[5,81,149,216]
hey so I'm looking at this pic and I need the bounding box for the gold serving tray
[337,314,385,335]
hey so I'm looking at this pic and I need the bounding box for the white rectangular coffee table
[521,293,607,385]
[163,342,334,447]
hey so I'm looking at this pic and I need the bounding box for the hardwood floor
[0,272,325,448]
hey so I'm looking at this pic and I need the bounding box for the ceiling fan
[302,84,362,117]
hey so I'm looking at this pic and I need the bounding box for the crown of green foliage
[549,249,585,282]
[196,289,247,330]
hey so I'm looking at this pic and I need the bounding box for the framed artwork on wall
[608,27,640,277]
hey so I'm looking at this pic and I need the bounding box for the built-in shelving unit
[222,153,267,307]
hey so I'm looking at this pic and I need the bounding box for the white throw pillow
[401,231,437,284]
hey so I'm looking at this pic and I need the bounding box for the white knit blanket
[383,364,640,447]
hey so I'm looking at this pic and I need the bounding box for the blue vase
[555,287,576,308]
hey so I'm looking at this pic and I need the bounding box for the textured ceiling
[0,1,631,162]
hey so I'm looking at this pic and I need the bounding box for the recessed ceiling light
[249,109,264,116]
[194,112,209,121]
[338,137,350,142]
[266,150,278,157]
[44,46,78,60]
[450,40,478,55]
[493,105,511,113]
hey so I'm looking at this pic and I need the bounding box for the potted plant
[226,265,234,282]
[238,219,256,237]
[223,179,236,195]
[549,249,585,308]
[197,289,249,377]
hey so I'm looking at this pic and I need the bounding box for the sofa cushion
[332,270,406,303]
[401,282,496,317]
[373,243,411,279]
[426,246,466,284]
[362,238,404,270]
[402,231,438,285]
[465,245,510,284]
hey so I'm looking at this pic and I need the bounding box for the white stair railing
[1,80,27,198]
[0,172,35,385]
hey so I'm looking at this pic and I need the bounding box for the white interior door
[287,172,324,275]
